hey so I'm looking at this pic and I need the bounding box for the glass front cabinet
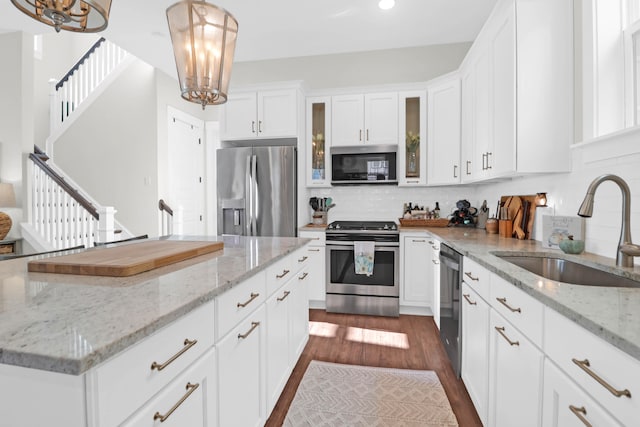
[306,96,331,187]
[398,91,427,186]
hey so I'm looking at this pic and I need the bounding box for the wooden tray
[398,218,450,227]
[28,240,224,277]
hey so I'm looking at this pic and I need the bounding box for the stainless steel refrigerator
[217,144,297,237]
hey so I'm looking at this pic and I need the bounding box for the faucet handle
[620,244,640,256]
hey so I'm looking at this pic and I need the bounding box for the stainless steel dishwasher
[439,243,462,377]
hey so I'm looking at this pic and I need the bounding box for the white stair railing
[26,150,118,250]
[49,37,129,135]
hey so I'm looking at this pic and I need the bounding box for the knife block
[499,220,512,238]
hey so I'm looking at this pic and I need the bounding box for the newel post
[97,206,116,243]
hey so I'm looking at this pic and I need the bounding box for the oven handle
[439,254,460,271]
[325,242,400,248]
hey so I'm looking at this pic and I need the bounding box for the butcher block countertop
[0,235,308,375]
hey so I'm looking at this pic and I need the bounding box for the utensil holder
[312,211,327,225]
[485,218,498,234]
[499,220,512,238]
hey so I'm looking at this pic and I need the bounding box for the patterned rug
[283,361,459,426]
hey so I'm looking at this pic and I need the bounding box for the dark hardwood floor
[266,309,482,426]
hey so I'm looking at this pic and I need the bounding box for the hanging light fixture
[167,1,238,109]
[10,0,112,33]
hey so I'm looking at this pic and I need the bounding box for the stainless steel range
[325,220,400,317]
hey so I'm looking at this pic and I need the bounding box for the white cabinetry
[221,89,298,140]
[398,91,427,186]
[306,97,331,187]
[299,230,326,307]
[459,0,573,181]
[331,92,398,146]
[430,239,441,326]
[217,305,266,427]
[400,233,431,311]
[427,77,461,185]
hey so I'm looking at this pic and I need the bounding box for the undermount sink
[497,255,640,288]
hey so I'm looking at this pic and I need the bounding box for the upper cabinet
[427,77,461,186]
[332,92,398,146]
[459,0,573,182]
[306,97,331,187]
[398,91,427,186]
[221,88,299,140]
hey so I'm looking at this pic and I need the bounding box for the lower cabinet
[542,360,623,427]
[488,309,543,427]
[460,282,489,425]
[217,305,267,427]
[121,347,217,427]
[299,230,326,306]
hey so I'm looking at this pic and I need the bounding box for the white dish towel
[354,241,375,276]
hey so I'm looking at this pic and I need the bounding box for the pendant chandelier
[167,1,238,108]
[10,0,112,33]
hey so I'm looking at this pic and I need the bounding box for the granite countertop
[401,226,640,362]
[0,235,309,375]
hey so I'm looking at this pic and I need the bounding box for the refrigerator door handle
[245,155,252,236]
[251,154,258,236]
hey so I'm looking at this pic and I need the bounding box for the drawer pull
[237,292,260,308]
[432,245,438,250]
[432,259,439,265]
[464,272,479,281]
[412,239,426,242]
[298,272,309,280]
[463,294,477,305]
[496,297,521,313]
[298,256,308,262]
[277,290,291,302]
[150,339,197,371]
[569,405,592,427]
[309,248,321,252]
[572,358,632,398]
[428,240,435,244]
[153,382,200,422]
[276,269,290,279]
[495,326,519,346]
[238,321,260,339]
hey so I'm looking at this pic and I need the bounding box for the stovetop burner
[326,220,398,232]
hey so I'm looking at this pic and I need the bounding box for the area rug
[283,361,458,426]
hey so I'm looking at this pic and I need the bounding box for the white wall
[231,43,472,90]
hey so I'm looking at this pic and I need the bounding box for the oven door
[326,243,399,297]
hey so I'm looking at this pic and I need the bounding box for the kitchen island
[0,235,311,427]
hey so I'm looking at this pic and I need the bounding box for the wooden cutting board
[28,240,224,277]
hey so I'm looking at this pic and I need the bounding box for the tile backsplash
[305,128,640,262]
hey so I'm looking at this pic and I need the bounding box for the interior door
[168,110,205,236]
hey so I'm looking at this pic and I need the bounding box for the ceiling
[0,0,497,79]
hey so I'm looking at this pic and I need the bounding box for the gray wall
[230,42,472,89]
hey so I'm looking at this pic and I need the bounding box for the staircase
[23,38,136,251]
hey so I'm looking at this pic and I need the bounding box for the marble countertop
[401,226,640,362]
[0,235,308,375]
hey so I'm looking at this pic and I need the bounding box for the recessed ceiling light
[378,0,395,10]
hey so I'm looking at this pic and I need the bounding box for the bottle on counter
[434,202,441,218]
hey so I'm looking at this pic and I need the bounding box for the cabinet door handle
[495,326,519,346]
[237,292,260,308]
[572,358,632,398]
[153,382,200,422]
[412,239,426,242]
[428,240,435,244]
[464,272,479,281]
[150,339,198,371]
[258,120,263,133]
[453,165,458,178]
[432,259,439,264]
[298,256,308,263]
[432,245,438,250]
[463,294,477,305]
[366,129,369,141]
[482,153,486,170]
[466,160,471,175]
[276,269,290,279]
[298,272,309,280]
[238,321,260,339]
[486,152,492,169]
[308,248,321,252]
[277,290,291,302]
[496,297,521,313]
[359,129,362,141]
[569,405,592,427]
[251,120,255,133]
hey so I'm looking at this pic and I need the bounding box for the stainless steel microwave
[331,145,397,185]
